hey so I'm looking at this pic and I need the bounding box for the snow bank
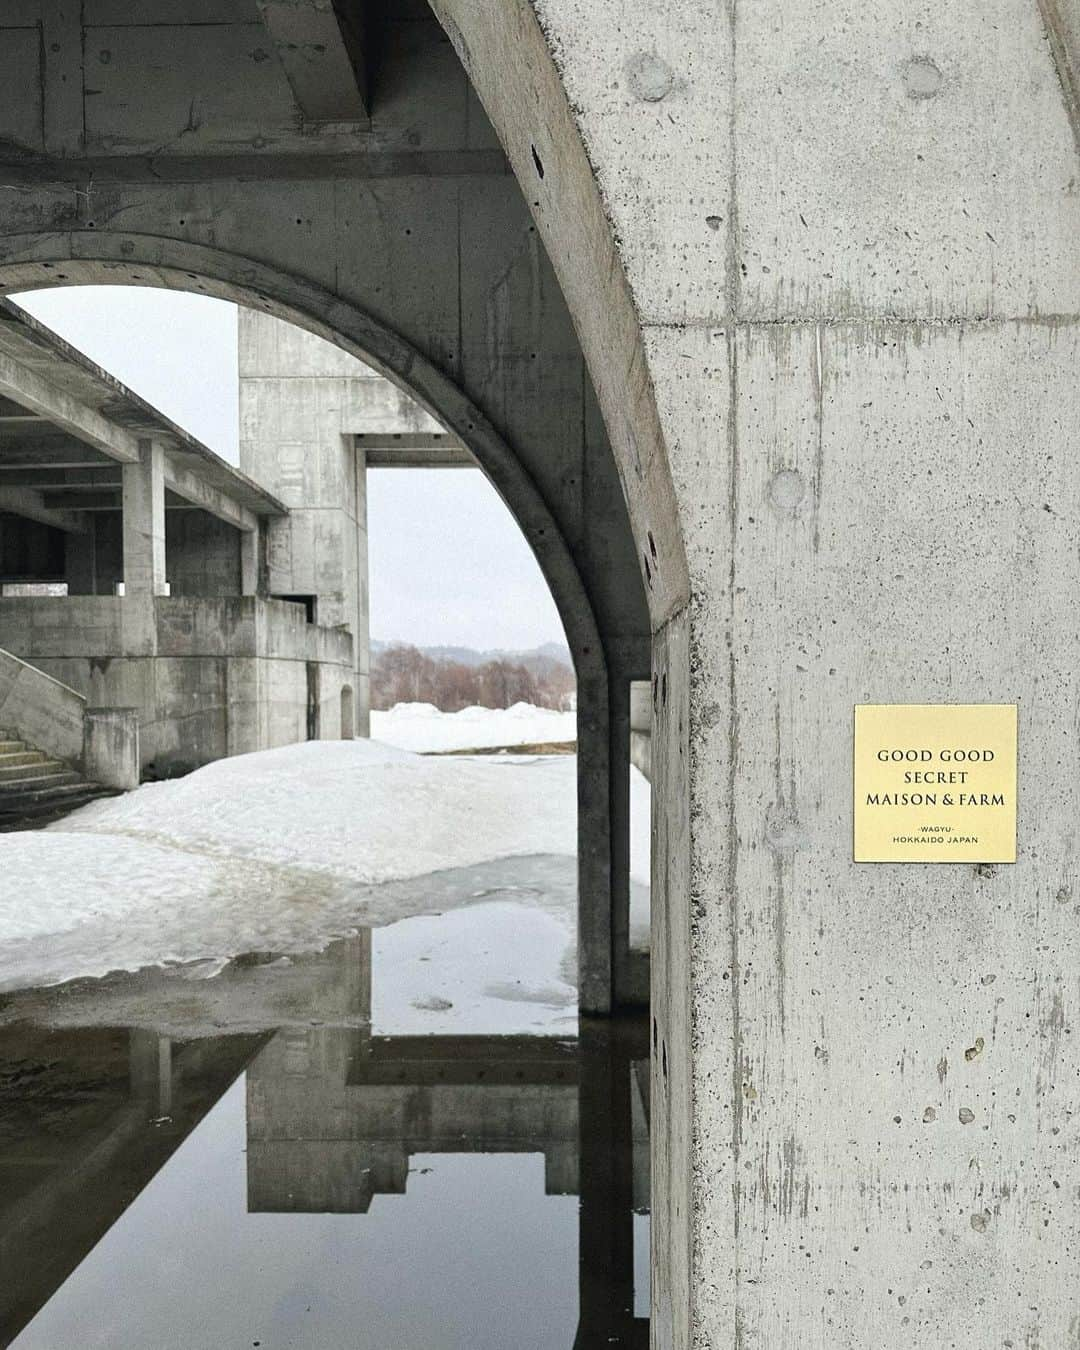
[51,738,577,884]
[372,702,576,753]
[0,736,650,994]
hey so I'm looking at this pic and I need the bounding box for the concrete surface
[2,0,1071,1341]
[239,310,374,736]
[83,706,139,791]
[437,0,1080,1344]
[0,643,85,768]
[0,596,354,776]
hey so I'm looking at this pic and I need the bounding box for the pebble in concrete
[903,56,944,100]
[626,52,675,103]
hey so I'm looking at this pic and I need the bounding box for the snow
[371,701,576,753]
[0,706,650,1005]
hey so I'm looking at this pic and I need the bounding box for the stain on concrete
[903,57,945,100]
[626,52,675,103]
[768,467,805,512]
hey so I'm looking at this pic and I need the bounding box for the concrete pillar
[240,523,261,597]
[575,1018,639,1346]
[122,439,167,597]
[608,672,635,1009]
[83,707,140,790]
[577,669,614,1015]
[352,442,370,737]
[129,1030,172,1116]
[238,310,370,733]
[629,679,651,782]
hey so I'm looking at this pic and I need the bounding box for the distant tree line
[371,643,576,712]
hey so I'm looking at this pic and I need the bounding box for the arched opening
[0,8,671,1341]
[0,280,651,1345]
[0,244,640,1012]
[340,685,354,740]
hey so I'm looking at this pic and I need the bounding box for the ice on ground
[372,701,576,753]
[0,729,651,995]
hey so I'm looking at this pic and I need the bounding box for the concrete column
[238,310,371,734]
[122,439,167,597]
[240,522,261,597]
[575,1018,639,1346]
[352,442,370,737]
[607,671,636,1008]
[576,667,614,1016]
[83,707,140,790]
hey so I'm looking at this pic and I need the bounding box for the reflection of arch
[340,686,355,741]
[0,233,619,1012]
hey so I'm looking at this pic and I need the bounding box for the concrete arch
[0,233,601,663]
[0,231,620,1012]
[430,0,690,630]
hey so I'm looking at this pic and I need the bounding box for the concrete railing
[0,645,139,789]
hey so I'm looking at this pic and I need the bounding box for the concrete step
[0,758,67,783]
[0,778,105,808]
[0,740,26,755]
[0,749,47,769]
[0,786,121,831]
[0,770,83,796]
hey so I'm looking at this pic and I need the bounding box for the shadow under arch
[0,230,621,1013]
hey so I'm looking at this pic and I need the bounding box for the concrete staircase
[0,733,121,831]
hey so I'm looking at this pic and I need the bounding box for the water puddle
[0,915,649,1347]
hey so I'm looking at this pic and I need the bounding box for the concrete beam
[0,485,88,534]
[163,458,257,534]
[255,0,369,122]
[0,469,121,490]
[0,351,140,465]
[363,448,476,468]
[0,441,115,468]
[39,490,121,511]
[357,432,475,468]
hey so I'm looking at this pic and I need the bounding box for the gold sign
[854,704,1017,863]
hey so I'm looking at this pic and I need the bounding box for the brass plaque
[854,704,1017,863]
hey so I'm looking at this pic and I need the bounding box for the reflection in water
[0,934,649,1349]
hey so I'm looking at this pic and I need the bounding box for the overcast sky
[14,287,565,653]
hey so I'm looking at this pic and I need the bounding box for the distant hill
[369,640,575,712]
[371,640,573,679]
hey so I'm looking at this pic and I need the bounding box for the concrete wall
[0,643,85,766]
[239,310,371,736]
[165,510,242,598]
[437,1,1080,1345]
[0,595,353,775]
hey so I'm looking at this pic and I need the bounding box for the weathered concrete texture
[164,509,243,599]
[437,0,1080,1344]
[121,440,167,597]
[0,643,85,767]
[630,678,652,782]
[240,309,372,736]
[0,595,353,775]
[82,706,138,790]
